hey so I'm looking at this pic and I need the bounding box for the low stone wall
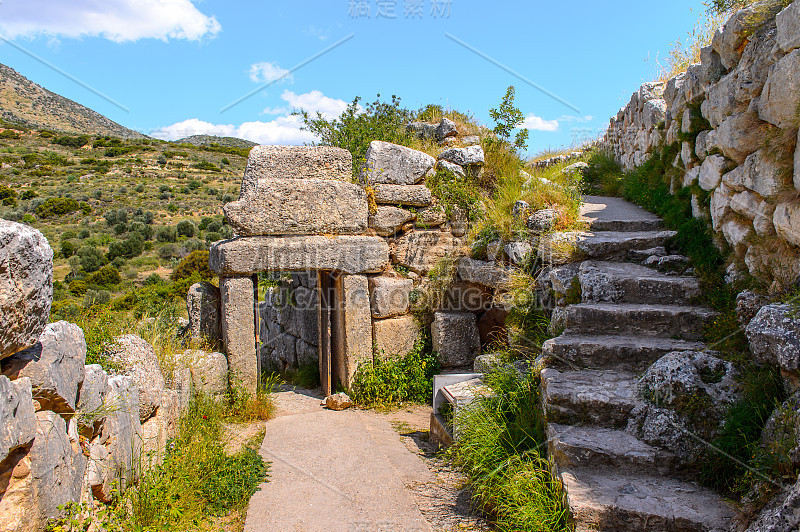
[604,0,800,290]
[0,220,227,532]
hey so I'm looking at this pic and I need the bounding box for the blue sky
[0,0,707,155]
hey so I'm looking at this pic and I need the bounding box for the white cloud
[558,114,594,123]
[521,114,560,132]
[279,90,350,119]
[0,0,220,42]
[248,62,292,84]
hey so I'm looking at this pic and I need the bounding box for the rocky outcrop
[186,282,221,346]
[746,303,800,390]
[106,334,166,422]
[0,220,53,360]
[361,141,435,185]
[431,311,481,368]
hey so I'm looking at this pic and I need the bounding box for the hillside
[177,135,257,149]
[0,62,144,139]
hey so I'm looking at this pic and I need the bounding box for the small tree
[489,86,529,152]
[177,220,196,238]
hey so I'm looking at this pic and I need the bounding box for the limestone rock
[700,45,726,87]
[722,218,754,250]
[373,315,419,358]
[511,200,531,220]
[683,167,700,188]
[87,375,142,502]
[448,206,469,237]
[745,476,800,532]
[0,219,53,360]
[527,208,559,233]
[140,390,180,468]
[638,350,740,407]
[210,235,390,275]
[372,184,432,206]
[711,182,735,230]
[221,276,257,394]
[774,201,800,247]
[712,110,768,164]
[1,321,86,414]
[415,205,447,228]
[435,118,458,141]
[437,145,485,167]
[722,149,789,198]
[241,146,351,192]
[369,276,412,319]
[76,364,110,438]
[406,121,437,140]
[107,334,166,422]
[323,392,352,411]
[0,376,36,464]
[695,131,710,160]
[395,231,463,275]
[224,178,368,236]
[504,241,532,265]
[0,411,87,532]
[431,311,481,368]
[626,404,703,463]
[746,304,800,385]
[181,350,228,398]
[698,155,729,191]
[186,282,221,345]
[369,206,414,236]
[736,290,772,327]
[777,0,800,52]
[712,3,770,69]
[759,49,800,129]
[562,161,589,176]
[461,135,480,146]
[362,141,435,185]
[731,190,776,236]
[457,257,510,289]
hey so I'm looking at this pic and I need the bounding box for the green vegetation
[448,368,568,531]
[489,86,528,152]
[350,334,439,407]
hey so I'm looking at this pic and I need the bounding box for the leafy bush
[176,220,196,238]
[36,197,80,218]
[298,94,413,174]
[171,250,214,282]
[157,243,182,261]
[107,235,144,261]
[192,161,221,172]
[53,134,90,148]
[156,226,177,243]
[489,85,528,152]
[350,334,439,407]
[21,190,38,200]
[77,245,106,273]
[60,240,75,258]
[68,279,87,296]
[86,266,122,287]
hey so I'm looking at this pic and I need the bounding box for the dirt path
[244,387,490,532]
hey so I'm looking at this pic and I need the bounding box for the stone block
[369,276,413,319]
[340,275,372,388]
[711,110,768,164]
[1,321,86,414]
[224,178,368,236]
[431,311,481,368]
[369,206,414,236]
[457,257,511,289]
[394,231,464,275]
[241,145,351,194]
[722,149,791,198]
[438,145,485,167]
[181,350,228,398]
[361,141,435,185]
[76,364,109,439]
[0,219,53,360]
[731,191,775,236]
[373,315,419,358]
[186,282,221,345]
[372,184,432,206]
[759,49,800,129]
[777,1,800,52]
[774,201,800,247]
[107,334,166,422]
[698,155,729,191]
[0,376,36,464]
[221,276,258,394]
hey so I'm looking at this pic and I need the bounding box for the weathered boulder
[760,391,800,473]
[372,184,432,206]
[745,476,800,532]
[759,49,800,129]
[186,282,221,345]
[76,364,110,439]
[431,311,481,368]
[722,149,790,198]
[710,182,735,230]
[722,218,754,250]
[461,135,480,146]
[221,276,258,394]
[181,350,228,399]
[0,411,86,532]
[373,315,419,358]
[638,351,740,408]
[107,334,166,422]
[736,290,772,327]
[0,219,53,360]
[323,392,353,411]
[241,145,351,187]
[87,375,142,502]
[511,200,531,220]
[527,208,559,233]
[457,257,510,289]
[712,2,772,69]
[369,206,414,236]
[361,141,435,185]
[436,159,466,179]
[435,118,458,141]
[746,304,800,388]
[774,201,800,247]
[394,231,463,275]
[437,145,485,167]
[224,178,368,236]
[369,276,412,319]
[698,155,730,191]
[210,235,390,275]
[0,376,36,464]
[731,190,776,236]
[699,45,726,87]
[777,0,800,52]
[140,390,180,468]
[406,121,437,140]
[504,241,532,265]
[626,404,703,463]
[448,206,469,237]
[415,205,448,228]
[711,110,769,164]
[1,321,86,414]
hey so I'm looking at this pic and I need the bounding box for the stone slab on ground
[210,236,390,275]
[578,260,701,305]
[372,184,433,206]
[563,303,716,341]
[580,195,663,231]
[559,468,735,532]
[541,368,638,428]
[538,230,677,264]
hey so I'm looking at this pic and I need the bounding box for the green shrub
[192,161,221,172]
[489,85,528,151]
[68,279,87,296]
[350,334,439,407]
[86,266,122,287]
[20,190,38,200]
[156,226,177,243]
[60,240,75,258]
[53,134,90,148]
[198,217,214,231]
[176,220,196,238]
[107,235,144,261]
[171,250,214,283]
[77,245,106,273]
[36,197,80,218]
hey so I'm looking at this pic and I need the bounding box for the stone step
[539,230,677,264]
[559,467,736,532]
[579,261,701,305]
[588,219,664,232]
[541,368,638,428]
[581,195,664,233]
[547,423,677,476]
[563,303,716,341]
[542,334,706,372]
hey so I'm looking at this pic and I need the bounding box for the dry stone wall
[605,0,800,290]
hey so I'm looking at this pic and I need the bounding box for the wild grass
[350,334,439,408]
[655,9,729,81]
[447,367,568,531]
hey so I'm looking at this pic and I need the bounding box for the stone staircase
[540,197,737,531]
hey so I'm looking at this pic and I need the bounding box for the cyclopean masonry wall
[604,0,800,292]
[217,135,514,394]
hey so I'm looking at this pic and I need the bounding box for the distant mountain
[0,62,144,139]
[176,135,258,149]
